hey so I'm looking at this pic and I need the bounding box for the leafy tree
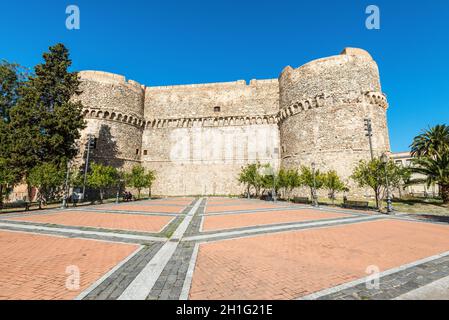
[299,165,325,201]
[323,170,347,204]
[145,170,156,198]
[351,158,407,209]
[126,165,149,199]
[27,162,65,209]
[238,162,264,198]
[8,44,85,198]
[0,61,26,207]
[87,163,118,203]
[0,61,26,122]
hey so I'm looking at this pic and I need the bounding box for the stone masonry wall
[278,48,390,196]
[74,48,391,198]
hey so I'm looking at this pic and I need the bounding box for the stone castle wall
[278,48,390,195]
[74,48,391,197]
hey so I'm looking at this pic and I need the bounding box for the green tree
[411,124,449,158]
[0,61,26,122]
[410,154,449,204]
[8,44,85,200]
[87,163,118,203]
[409,124,449,204]
[145,170,156,198]
[126,165,148,199]
[0,61,25,207]
[351,158,407,209]
[27,162,65,209]
[238,162,264,198]
[323,170,347,204]
[299,165,325,201]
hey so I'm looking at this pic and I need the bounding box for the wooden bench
[292,197,310,204]
[343,200,369,209]
[0,201,33,211]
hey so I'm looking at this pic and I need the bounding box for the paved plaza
[0,197,449,300]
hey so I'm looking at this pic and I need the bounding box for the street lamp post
[81,134,94,202]
[381,153,393,214]
[61,161,71,209]
[116,179,124,204]
[311,162,318,207]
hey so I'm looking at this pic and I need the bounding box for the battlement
[145,78,278,92]
[79,70,145,91]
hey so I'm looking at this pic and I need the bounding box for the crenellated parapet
[145,113,279,129]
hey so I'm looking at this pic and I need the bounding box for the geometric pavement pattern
[0,197,449,300]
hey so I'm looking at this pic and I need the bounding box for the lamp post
[81,134,95,202]
[116,179,124,204]
[381,153,393,214]
[311,162,318,207]
[61,161,71,209]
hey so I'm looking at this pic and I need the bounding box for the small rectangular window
[136,149,139,155]
[144,150,148,156]
[214,106,221,112]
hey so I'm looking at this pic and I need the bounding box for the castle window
[214,106,221,113]
[144,150,148,156]
[136,149,140,155]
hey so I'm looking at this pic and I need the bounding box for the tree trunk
[441,184,449,205]
[247,185,250,199]
[148,186,152,199]
[138,189,141,199]
[374,189,380,209]
[100,189,104,204]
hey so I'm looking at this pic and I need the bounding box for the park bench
[292,197,310,204]
[343,199,369,209]
[0,200,34,211]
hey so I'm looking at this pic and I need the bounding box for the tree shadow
[80,124,125,201]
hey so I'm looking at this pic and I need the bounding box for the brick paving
[1,197,449,300]
[6,211,175,233]
[202,209,348,232]
[188,219,449,300]
[0,230,138,300]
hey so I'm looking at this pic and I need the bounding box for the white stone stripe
[118,241,179,300]
[183,215,379,242]
[0,222,166,242]
[171,199,203,241]
[299,250,449,300]
[118,198,202,300]
[75,245,144,300]
[393,275,449,300]
[179,243,200,300]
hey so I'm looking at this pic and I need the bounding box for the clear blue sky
[1,0,448,152]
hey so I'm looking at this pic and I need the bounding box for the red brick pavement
[0,230,138,300]
[7,211,174,233]
[189,219,449,300]
[202,209,348,231]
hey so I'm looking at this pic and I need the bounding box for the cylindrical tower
[73,71,145,170]
[278,48,390,195]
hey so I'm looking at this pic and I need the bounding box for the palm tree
[410,154,449,204]
[409,124,449,205]
[411,124,449,157]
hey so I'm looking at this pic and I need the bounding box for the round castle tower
[278,48,390,191]
[74,71,145,170]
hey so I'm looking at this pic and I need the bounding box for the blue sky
[1,0,448,152]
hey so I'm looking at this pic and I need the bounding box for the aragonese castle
[74,48,391,197]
